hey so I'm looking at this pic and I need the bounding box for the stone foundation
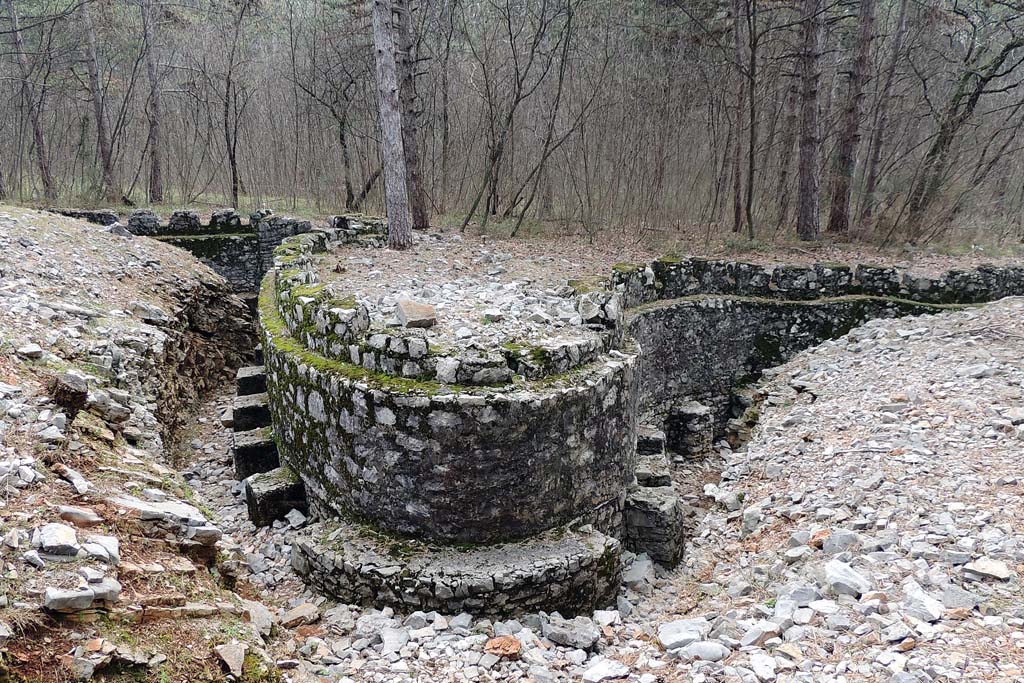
[291,520,621,617]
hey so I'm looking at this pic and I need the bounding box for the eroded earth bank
[0,207,1022,683]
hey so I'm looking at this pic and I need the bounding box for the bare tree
[907,12,1024,234]
[371,0,413,249]
[396,0,430,230]
[825,0,874,235]
[5,0,55,200]
[857,0,908,232]
[796,0,824,240]
[141,0,164,202]
[81,1,116,201]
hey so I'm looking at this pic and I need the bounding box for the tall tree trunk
[796,0,823,241]
[730,0,745,234]
[6,0,55,200]
[743,0,758,240]
[141,0,164,203]
[826,0,875,235]
[774,77,799,231]
[82,3,116,201]
[395,0,429,230]
[338,114,356,209]
[858,0,907,232]
[371,0,412,249]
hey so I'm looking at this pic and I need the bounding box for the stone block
[666,400,714,458]
[235,365,267,396]
[232,392,271,432]
[396,298,437,328]
[244,467,306,527]
[233,428,279,480]
[637,425,665,454]
[624,486,687,567]
[635,453,672,487]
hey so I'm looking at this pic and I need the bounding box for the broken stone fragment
[38,522,79,555]
[964,557,1012,581]
[484,635,522,659]
[49,373,89,423]
[43,587,95,612]
[582,657,630,682]
[215,640,247,678]
[242,599,275,638]
[824,559,872,597]
[542,615,600,650]
[16,343,43,359]
[280,602,319,628]
[396,298,436,328]
[59,505,103,527]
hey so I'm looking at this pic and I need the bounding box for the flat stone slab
[291,520,621,618]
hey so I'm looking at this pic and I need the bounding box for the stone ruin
[49,207,349,293]
[219,217,1024,618]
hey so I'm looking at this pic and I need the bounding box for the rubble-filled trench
[2,207,1023,683]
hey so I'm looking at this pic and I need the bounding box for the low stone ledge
[291,520,622,617]
[244,467,306,527]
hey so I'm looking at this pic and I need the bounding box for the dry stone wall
[262,230,639,545]
[50,207,315,292]
[256,222,1024,617]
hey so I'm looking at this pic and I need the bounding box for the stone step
[637,425,666,455]
[235,365,267,396]
[244,467,306,527]
[232,428,279,480]
[232,392,271,432]
[665,400,714,459]
[635,452,672,487]
[624,485,687,568]
[291,520,621,617]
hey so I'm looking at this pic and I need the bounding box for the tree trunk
[371,0,412,249]
[82,2,116,201]
[796,0,823,241]
[6,0,55,200]
[774,77,799,231]
[858,0,907,232]
[395,0,429,230]
[730,0,745,234]
[338,114,356,209]
[826,0,874,236]
[141,0,164,203]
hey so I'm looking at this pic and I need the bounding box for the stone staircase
[229,349,307,527]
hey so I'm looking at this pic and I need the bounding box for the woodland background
[3,0,1024,247]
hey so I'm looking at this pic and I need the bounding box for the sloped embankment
[0,207,277,681]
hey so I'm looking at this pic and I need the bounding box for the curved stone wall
[259,221,1024,615]
[628,294,967,427]
[260,231,638,545]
